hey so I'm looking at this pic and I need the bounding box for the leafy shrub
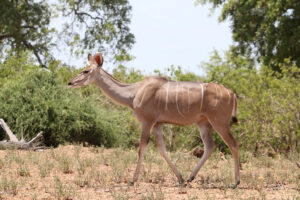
[203,51,300,153]
[0,69,137,147]
[0,51,37,86]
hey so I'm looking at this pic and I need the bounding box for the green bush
[0,69,137,147]
[1,51,298,154]
[0,51,37,86]
[203,51,300,153]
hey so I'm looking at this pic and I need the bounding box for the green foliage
[58,0,135,56]
[155,65,204,82]
[202,50,300,153]
[0,51,37,86]
[197,0,300,70]
[112,65,144,83]
[0,0,134,66]
[0,0,52,67]
[1,50,299,154]
[0,69,138,147]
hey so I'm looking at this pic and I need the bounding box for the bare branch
[22,40,47,68]
[21,25,38,29]
[0,119,19,142]
[73,0,103,21]
[0,33,12,41]
[28,131,43,145]
[0,119,45,150]
[74,10,102,20]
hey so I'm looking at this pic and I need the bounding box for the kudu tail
[231,94,239,125]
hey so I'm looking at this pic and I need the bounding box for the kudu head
[68,53,103,88]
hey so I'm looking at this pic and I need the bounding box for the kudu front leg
[153,124,184,184]
[132,123,153,184]
[187,122,215,182]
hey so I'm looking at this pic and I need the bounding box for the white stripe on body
[165,82,170,111]
[176,82,184,117]
[200,84,204,112]
[232,94,236,116]
[156,88,161,110]
[214,84,219,108]
[137,90,146,107]
[226,88,231,104]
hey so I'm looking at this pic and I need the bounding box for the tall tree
[197,0,300,71]
[0,0,135,67]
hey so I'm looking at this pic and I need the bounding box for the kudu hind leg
[187,122,215,182]
[153,124,184,184]
[210,120,240,187]
[132,123,153,183]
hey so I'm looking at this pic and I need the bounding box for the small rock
[192,147,204,158]
[178,191,187,194]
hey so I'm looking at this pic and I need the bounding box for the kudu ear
[94,52,103,67]
[88,53,96,66]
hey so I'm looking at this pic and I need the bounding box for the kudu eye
[83,70,90,74]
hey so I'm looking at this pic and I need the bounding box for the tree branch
[0,33,12,41]
[0,119,18,142]
[73,0,103,21]
[74,10,102,20]
[21,25,38,29]
[22,40,47,68]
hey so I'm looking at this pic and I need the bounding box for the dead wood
[0,118,45,150]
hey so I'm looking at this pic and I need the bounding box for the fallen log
[0,118,45,150]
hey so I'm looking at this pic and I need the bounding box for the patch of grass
[0,176,18,196]
[74,174,90,188]
[0,158,5,170]
[54,176,76,200]
[0,145,298,199]
[76,157,93,175]
[90,168,108,186]
[141,185,164,200]
[38,160,54,178]
[31,193,38,200]
[111,190,130,200]
[57,154,73,174]
[17,165,30,177]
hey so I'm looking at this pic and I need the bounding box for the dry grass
[0,145,298,200]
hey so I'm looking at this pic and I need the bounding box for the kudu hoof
[178,179,185,186]
[232,180,240,189]
[128,181,135,186]
[179,176,184,184]
[187,176,195,183]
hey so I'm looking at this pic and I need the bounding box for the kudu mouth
[68,82,75,88]
[68,75,90,88]
[68,81,80,88]
[68,83,81,88]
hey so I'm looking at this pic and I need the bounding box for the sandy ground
[0,145,298,199]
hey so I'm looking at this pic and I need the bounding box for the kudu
[68,53,240,187]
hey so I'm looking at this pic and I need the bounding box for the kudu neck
[93,68,136,109]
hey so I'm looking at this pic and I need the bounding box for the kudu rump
[69,53,240,187]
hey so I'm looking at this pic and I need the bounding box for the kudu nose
[68,82,72,86]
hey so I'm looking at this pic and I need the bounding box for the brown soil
[0,145,298,200]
